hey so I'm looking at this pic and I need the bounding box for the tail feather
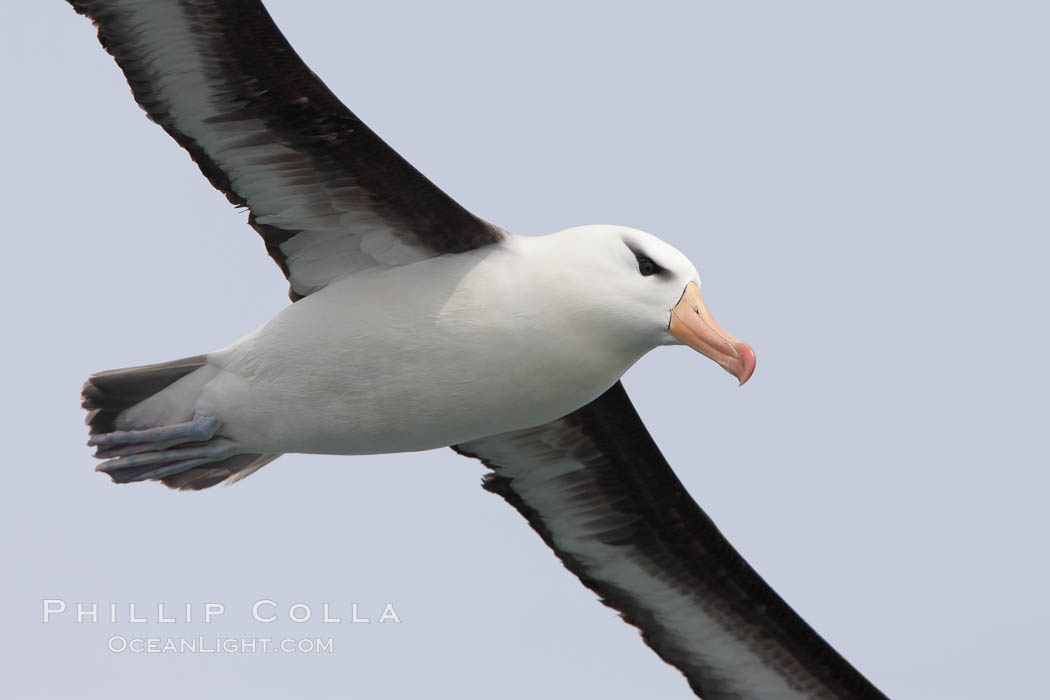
[160,453,279,490]
[82,356,278,489]
[82,355,208,435]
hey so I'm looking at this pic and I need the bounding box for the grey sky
[3,1,1048,698]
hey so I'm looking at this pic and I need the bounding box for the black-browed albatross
[69,1,886,697]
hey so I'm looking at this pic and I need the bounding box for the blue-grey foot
[88,414,221,452]
[95,438,240,483]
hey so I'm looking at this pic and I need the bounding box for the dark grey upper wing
[69,0,504,299]
[454,382,887,700]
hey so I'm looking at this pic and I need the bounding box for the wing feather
[69,0,504,299]
[455,382,886,699]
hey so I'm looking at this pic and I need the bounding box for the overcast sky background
[3,1,1048,698]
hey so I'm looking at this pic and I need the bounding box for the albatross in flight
[69,1,886,697]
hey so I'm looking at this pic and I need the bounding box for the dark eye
[624,241,667,277]
[637,256,658,276]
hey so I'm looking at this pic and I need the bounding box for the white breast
[198,237,647,455]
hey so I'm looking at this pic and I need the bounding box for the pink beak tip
[735,342,757,386]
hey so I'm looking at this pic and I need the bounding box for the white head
[530,225,756,385]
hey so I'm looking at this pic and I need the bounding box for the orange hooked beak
[668,282,756,386]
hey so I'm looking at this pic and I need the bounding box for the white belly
[198,244,647,455]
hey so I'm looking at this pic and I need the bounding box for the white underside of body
[123,233,655,455]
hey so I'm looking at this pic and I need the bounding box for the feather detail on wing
[455,382,886,700]
[69,0,504,299]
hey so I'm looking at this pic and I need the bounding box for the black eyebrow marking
[623,240,671,278]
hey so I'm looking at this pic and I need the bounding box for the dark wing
[454,382,887,700]
[68,0,504,300]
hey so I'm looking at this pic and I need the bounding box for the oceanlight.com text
[107,636,335,654]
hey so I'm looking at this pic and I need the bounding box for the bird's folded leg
[88,414,220,455]
[95,438,240,483]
